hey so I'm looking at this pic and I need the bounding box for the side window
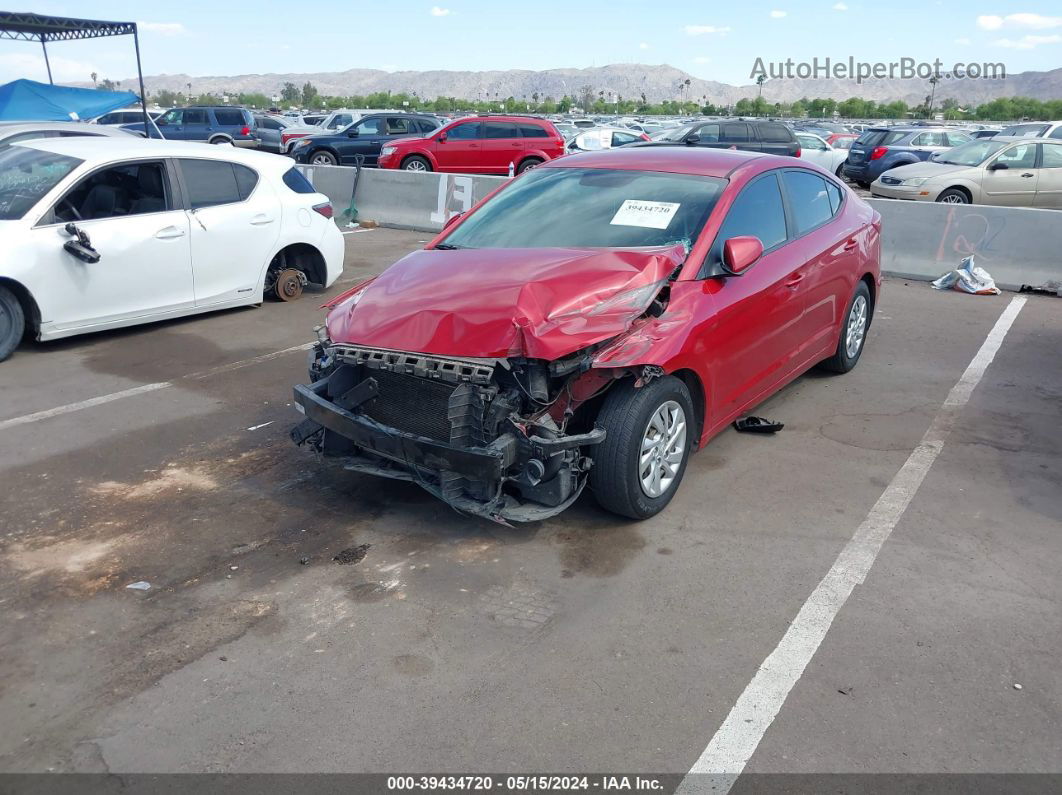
[386,117,413,135]
[515,122,549,138]
[759,123,792,143]
[179,159,244,209]
[781,171,835,234]
[994,143,1037,169]
[214,109,245,126]
[54,161,170,222]
[184,109,208,126]
[721,123,750,143]
[446,122,481,140]
[354,118,384,135]
[416,119,438,134]
[485,122,520,139]
[1049,127,1062,140]
[913,132,945,147]
[824,180,844,214]
[1040,144,1062,168]
[612,131,640,147]
[695,123,720,142]
[946,132,971,146]
[709,173,787,269]
[159,109,183,125]
[233,164,259,200]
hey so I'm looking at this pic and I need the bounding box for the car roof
[0,121,131,136]
[544,145,785,178]
[14,136,294,171]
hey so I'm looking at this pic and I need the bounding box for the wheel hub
[273,268,306,302]
[639,400,687,499]
[846,294,867,359]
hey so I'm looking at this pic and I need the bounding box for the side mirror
[443,211,464,229]
[347,129,358,137]
[988,161,1008,171]
[722,236,763,275]
[437,132,447,143]
[685,133,701,145]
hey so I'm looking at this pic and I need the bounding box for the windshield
[0,146,82,221]
[937,139,1008,166]
[441,167,726,249]
[656,124,696,142]
[999,123,1048,138]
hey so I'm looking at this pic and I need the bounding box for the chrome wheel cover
[846,294,868,359]
[639,400,687,498]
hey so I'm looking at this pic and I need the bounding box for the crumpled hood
[325,245,685,359]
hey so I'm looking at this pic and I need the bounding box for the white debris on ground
[932,255,1001,295]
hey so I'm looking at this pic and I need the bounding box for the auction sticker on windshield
[610,199,680,229]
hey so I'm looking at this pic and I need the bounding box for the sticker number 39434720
[610,199,681,230]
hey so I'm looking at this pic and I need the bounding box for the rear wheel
[517,157,543,174]
[0,285,26,363]
[590,376,694,520]
[936,188,970,204]
[819,281,871,374]
[208,136,231,145]
[402,155,432,172]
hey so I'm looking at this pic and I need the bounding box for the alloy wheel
[639,400,687,498]
[846,294,868,359]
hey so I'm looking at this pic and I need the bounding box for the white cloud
[954,37,971,45]
[639,42,650,49]
[0,52,101,84]
[993,33,1062,49]
[978,13,1062,31]
[137,21,186,35]
[692,56,712,64]
[684,25,731,35]
[833,2,848,10]
[430,6,452,16]
[770,10,787,18]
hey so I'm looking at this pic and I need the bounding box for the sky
[2,2,1061,89]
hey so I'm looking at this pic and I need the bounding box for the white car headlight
[380,145,396,156]
[294,138,311,148]
[903,177,929,187]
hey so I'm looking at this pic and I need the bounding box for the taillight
[240,126,250,136]
[870,146,888,160]
[640,133,651,141]
[312,202,333,219]
[794,148,801,157]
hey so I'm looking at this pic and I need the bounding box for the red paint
[325,147,882,448]
[723,236,763,273]
[376,115,565,174]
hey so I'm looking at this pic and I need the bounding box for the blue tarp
[0,79,138,122]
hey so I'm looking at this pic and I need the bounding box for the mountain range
[116,63,1062,107]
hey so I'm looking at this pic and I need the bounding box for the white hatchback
[0,137,343,361]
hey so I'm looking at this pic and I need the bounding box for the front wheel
[0,285,26,363]
[310,150,337,166]
[402,155,432,172]
[590,376,695,520]
[819,281,871,374]
[936,188,970,204]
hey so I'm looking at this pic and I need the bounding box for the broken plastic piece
[125,581,151,591]
[733,416,784,434]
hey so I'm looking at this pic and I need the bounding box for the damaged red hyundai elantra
[291,147,881,522]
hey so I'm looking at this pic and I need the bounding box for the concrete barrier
[296,164,506,232]
[296,165,1060,293]
[869,199,1060,293]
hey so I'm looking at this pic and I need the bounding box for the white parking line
[341,228,375,236]
[680,295,1027,794]
[0,343,313,433]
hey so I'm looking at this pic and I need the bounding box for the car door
[700,171,805,413]
[778,170,855,360]
[176,158,281,306]
[255,117,282,151]
[910,131,949,162]
[796,134,831,169]
[1033,143,1062,209]
[982,142,1039,206]
[338,116,385,165]
[34,159,194,332]
[155,108,185,140]
[181,109,210,142]
[436,121,483,172]
[483,121,522,173]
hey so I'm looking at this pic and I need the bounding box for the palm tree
[927,75,939,118]
[684,78,691,102]
[757,74,766,97]
[90,71,97,87]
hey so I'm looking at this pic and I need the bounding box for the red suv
[377,115,564,175]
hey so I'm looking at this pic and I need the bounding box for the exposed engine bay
[290,339,665,523]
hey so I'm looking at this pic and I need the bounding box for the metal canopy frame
[0,11,149,129]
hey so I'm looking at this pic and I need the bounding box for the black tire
[402,155,432,172]
[936,188,970,204]
[590,375,695,520]
[517,157,543,174]
[310,150,338,166]
[0,285,26,363]
[819,280,872,374]
[856,180,870,189]
[208,136,231,146]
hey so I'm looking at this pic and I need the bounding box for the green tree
[301,81,319,107]
[280,82,300,103]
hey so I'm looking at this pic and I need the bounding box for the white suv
[0,137,343,361]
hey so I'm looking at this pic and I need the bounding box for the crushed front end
[290,338,609,523]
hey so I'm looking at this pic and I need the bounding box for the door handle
[1021,173,1035,178]
[785,273,805,288]
[155,226,185,240]
[843,239,858,251]
[250,214,274,225]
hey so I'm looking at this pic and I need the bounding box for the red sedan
[292,147,881,522]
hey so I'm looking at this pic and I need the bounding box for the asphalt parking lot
[1,228,1059,781]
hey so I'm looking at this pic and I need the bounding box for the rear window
[283,168,316,194]
[516,122,550,138]
[721,123,750,142]
[214,109,247,127]
[856,129,907,147]
[758,123,793,143]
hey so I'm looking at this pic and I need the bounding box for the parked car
[254,114,300,154]
[997,121,1062,139]
[95,109,163,126]
[0,121,135,149]
[843,126,972,188]
[554,121,579,139]
[0,137,343,361]
[122,106,259,147]
[291,147,881,522]
[870,136,1062,207]
[642,120,800,157]
[566,126,651,152]
[292,113,443,166]
[377,115,565,174]
[824,132,857,148]
[795,132,848,177]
